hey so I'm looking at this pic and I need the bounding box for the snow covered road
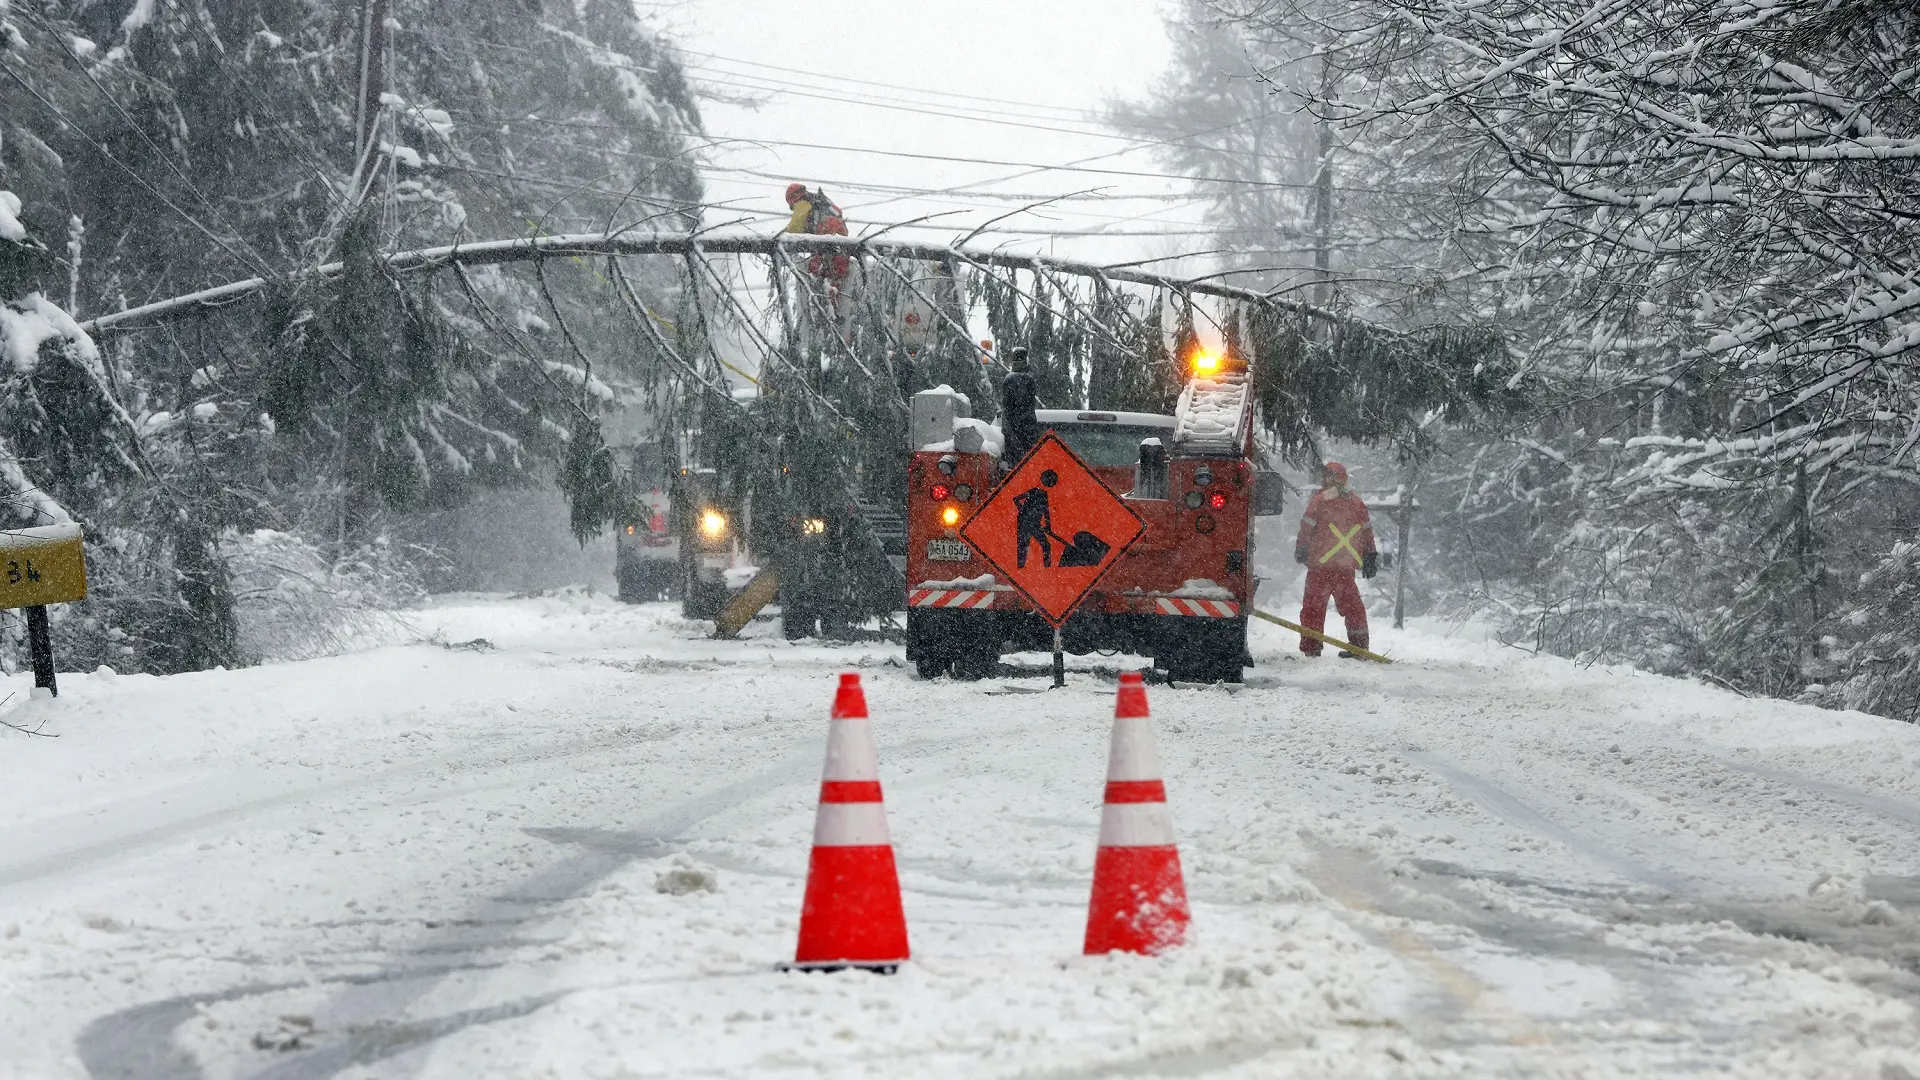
[3,592,1918,1078]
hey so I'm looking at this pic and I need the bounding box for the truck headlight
[699,510,728,539]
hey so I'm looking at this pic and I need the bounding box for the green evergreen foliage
[1085,288,1177,416]
[1246,305,1517,464]
[1829,540,1920,723]
[0,0,704,673]
[1,0,1524,667]
[1123,0,1920,719]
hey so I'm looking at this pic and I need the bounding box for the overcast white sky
[655,0,1214,271]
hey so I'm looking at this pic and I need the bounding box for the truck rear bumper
[907,607,1247,665]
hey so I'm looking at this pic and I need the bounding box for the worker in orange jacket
[783,183,851,283]
[1294,461,1378,657]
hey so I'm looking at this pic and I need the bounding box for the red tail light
[1208,491,1228,510]
[929,483,951,501]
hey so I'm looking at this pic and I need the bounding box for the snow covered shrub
[1130,0,1919,716]
[1828,541,1920,724]
[225,530,438,663]
[0,163,241,676]
[0,0,712,675]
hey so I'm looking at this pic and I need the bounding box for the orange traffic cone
[1084,672,1190,955]
[782,673,910,973]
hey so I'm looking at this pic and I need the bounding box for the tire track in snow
[1303,844,1555,1052]
[72,750,816,1080]
[1402,750,1687,894]
[1716,759,1920,830]
[0,724,681,892]
[73,727,987,1080]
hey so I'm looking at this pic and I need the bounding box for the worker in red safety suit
[783,183,851,286]
[1294,461,1378,657]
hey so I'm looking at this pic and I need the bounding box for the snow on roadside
[0,591,1916,1078]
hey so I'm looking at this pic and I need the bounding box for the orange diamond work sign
[960,432,1146,627]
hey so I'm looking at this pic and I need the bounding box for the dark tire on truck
[1159,618,1249,684]
[907,609,998,679]
[618,559,677,604]
[951,645,999,681]
[782,606,814,640]
[681,563,728,621]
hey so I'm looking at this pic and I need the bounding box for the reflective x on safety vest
[1320,522,1364,566]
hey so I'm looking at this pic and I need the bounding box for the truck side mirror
[1253,471,1287,516]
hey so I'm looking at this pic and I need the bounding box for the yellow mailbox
[0,523,86,699]
[0,524,87,609]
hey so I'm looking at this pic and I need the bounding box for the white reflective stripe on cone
[822,718,880,781]
[1097,801,1176,847]
[1103,717,1165,782]
[813,801,893,846]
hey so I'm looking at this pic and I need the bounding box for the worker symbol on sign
[961,431,1145,627]
[1012,470,1109,569]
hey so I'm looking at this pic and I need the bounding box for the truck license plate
[926,538,972,562]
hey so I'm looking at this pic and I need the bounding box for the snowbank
[2,594,1916,1078]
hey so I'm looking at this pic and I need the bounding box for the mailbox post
[0,524,89,698]
[1367,488,1419,631]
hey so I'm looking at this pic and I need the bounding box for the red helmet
[784,182,808,205]
[1321,461,1349,485]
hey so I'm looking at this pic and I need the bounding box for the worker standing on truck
[1000,346,1041,465]
[1294,461,1378,657]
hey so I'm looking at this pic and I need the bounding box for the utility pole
[1311,59,1336,310]
[351,0,390,207]
[340,0,390,550]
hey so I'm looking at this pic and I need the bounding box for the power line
[422,118,1223,227]
[678,62,1107,128]
[412,21,1098,122]
[846,116,1270,216]
[431,107,1205,203]
[679,63,1113,130]
[396,24,1319,169]
[0,60,274,281]
[678,63,1324,166]
[696,167,1212,221]
[48,36,280,279]
[674,46,1099,119]
[699,135,1416,196]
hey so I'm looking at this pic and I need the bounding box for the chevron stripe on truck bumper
[1153,597,1241,617]
[908,588,997,609]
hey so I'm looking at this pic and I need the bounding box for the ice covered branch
[78,232,1367,336]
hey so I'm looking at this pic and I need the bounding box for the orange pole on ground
[1250,607,1392,664]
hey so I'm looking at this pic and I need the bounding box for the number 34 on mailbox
[0,523,88,699]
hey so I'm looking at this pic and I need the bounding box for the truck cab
[675,466,751,620]
[615,439,682,604]
[615,486,678,602]
[904,360,1260,682]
